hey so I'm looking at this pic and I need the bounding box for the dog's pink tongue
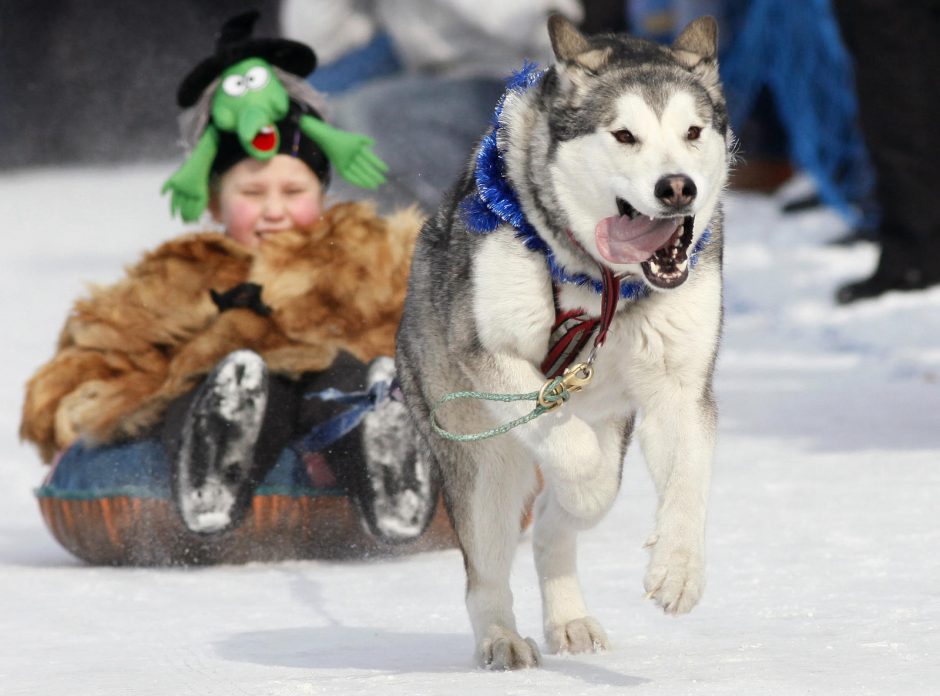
[595,215,678,264]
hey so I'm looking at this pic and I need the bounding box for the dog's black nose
[654,175,697,208]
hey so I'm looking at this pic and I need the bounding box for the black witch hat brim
[177,11,317,107]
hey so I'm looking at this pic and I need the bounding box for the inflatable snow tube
[36,439,456,565]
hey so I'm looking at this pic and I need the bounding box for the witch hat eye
[245,66,270,90]
[222,74,247,97]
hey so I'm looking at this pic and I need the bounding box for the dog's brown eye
[612,129,636,145]
[687,126,702,140]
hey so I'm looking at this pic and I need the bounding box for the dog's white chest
[548,272,722,420]
[471,230,721,422]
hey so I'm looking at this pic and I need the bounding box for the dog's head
[505,15,731,291]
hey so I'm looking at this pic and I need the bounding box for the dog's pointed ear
[549,14,589,61]
[548,13,611,74]
[672,16,718,68]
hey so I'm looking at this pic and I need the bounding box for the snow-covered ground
[1,164,938,695]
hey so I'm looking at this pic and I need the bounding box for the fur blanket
[21,202,423,463]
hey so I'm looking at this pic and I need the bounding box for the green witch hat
[163,10,387,222]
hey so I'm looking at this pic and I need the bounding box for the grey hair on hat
[176,67,330,154]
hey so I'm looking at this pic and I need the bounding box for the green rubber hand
[161,127,220,222]
[299,114,389,189]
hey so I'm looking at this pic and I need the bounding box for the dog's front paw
[478,626,542,670]
[643,534,705,614]
[545,616,609,655]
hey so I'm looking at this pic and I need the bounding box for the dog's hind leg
[533,416,629,654]
[440,434,541,670]
[533,488,610,654]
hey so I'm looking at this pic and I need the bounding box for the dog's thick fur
[396,16,730,668]
[21,201,423,462]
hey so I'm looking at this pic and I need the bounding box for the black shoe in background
[781,192,823,214]
[827,226,880,247]
[836,264,940,304]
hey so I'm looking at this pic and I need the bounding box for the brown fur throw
[20,202,424,463]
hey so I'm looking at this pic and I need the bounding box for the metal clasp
[537,362,594,410]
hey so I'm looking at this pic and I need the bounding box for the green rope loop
[430,378,570,442]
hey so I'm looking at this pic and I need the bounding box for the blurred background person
[5,0,932,303]
[281,0,584,212]
[833,0,940,303]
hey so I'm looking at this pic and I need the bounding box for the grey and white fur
[396,15,731,669]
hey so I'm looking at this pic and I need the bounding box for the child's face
[211,154,324,248]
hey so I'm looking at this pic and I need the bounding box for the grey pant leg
[329,75,505,213]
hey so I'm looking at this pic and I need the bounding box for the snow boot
[173,350,269,534]
[356,356,439,544]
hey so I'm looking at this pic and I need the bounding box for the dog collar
[463,62,712,300]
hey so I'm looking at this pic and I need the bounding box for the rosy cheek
[224,200,261,247]
[287,197,323,228]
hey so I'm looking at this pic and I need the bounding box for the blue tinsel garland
[461,62,711,300]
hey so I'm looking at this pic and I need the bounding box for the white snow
[1,164,938,695]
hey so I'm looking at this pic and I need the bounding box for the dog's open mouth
[595,198,694,289]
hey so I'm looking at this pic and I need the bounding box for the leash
[430,366,593,442]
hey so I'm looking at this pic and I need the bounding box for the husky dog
[396,15,730,669]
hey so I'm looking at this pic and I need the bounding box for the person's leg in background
[328,75,505,213]
[835,0,940,303]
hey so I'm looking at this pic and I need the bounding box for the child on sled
[20,11,444,564]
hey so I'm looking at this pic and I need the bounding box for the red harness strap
[541,306,599,378]
[540,263,621,378]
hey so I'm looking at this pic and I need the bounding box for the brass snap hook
[537,362,594,410]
